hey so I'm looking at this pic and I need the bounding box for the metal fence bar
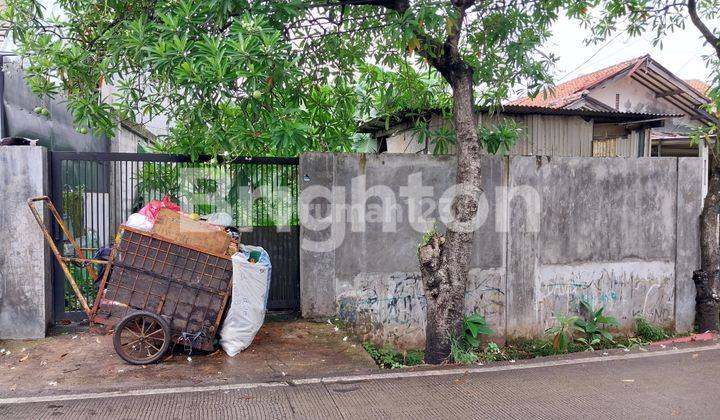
[50,151,301,321]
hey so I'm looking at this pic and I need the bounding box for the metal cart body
[29,196,234,364]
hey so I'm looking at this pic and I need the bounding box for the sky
[545,14,717,86]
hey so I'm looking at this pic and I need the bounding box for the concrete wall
[0,146,53,339]
[300,153,703,349]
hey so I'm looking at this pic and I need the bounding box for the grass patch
[363,342,424,369]
[634,318,669,342]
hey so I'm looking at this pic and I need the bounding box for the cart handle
[27,195,93,317]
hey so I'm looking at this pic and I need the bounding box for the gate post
[0,145,53,339]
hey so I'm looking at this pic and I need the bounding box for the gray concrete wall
[300,153,703,349]
[0,146,53,339]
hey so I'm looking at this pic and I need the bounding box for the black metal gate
[49,152,300,321]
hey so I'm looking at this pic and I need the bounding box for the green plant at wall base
[616,337,648,350]
[362,342,424,369]
[449,336,480,364]
[634,318,669,342]
[545,315,579,354]
[463,314,494,349]
[482,342,502,362]
[574,299,619,351]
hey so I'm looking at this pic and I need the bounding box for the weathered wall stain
[536,261,675,332]
[337,268,505,349]
[301,154,704,349]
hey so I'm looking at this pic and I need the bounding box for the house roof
[685,79,711,95]
[357,105,680,135]
[510,55,717,125]
[510,56,645,108]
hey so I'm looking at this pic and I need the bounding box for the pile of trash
[123,196,272,356]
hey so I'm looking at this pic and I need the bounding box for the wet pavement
[0,319,377,398]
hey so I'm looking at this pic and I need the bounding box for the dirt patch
[0,319,377,398]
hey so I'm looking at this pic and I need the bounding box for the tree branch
[337,0,409,13]
[688,0,720,58]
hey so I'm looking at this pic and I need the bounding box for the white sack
[125,213,153,231]
[202,212,233,227]
[220,249,271,356]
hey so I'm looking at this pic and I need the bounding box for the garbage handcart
[28,196,233,365]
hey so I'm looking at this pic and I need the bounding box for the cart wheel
[113,311,170,365]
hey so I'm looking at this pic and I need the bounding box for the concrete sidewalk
[1,343,719,419]
[0,319,377,398]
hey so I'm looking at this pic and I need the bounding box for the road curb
[2,342,719,405]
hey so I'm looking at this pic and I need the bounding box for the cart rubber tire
[113,311,171,365]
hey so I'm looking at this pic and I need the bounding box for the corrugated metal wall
[488,114,594,157]
[592,139,618,157]
[386,113,595,156]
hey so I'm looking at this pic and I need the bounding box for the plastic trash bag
[219,246,272,356]
[124,213,153,231]
[137,196,181,222]
[201,212,233,227]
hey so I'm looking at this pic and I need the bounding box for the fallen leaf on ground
[59,353,68,358]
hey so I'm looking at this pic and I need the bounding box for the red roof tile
[510,55,649,107]
[685,79,710,95]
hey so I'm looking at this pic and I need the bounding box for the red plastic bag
[138,196,181,222]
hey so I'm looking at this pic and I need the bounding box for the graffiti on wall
[336,268,506,349]
[537,260,675,331]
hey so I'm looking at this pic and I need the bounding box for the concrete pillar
[0,146,53,339]
[675,157,704,332]
[299,153,337,320]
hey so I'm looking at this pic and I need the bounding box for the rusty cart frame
[29,196,234,364]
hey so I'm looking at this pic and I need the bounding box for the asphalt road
[2,345,720,419]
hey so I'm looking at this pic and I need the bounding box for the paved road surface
[2,345,720,419]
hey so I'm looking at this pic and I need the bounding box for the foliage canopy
[3,0,588,157]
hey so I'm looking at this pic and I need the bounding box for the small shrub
[544,315,579,354]
[482,342,502,362]
[362,342,424,369]
[463,313,494,349]
[635,318,668,342]
[450,336,480,364]
[616,337,648,350]
[574,299,619,351]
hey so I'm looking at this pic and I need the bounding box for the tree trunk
[697,157,720,331]
[419,68,482,364]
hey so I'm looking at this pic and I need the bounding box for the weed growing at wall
[362,342,424,369]
[635,318,669,342]
[544,300,619,353]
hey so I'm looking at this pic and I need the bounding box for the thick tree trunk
[697,158,720,331]
[419,68,482,364]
